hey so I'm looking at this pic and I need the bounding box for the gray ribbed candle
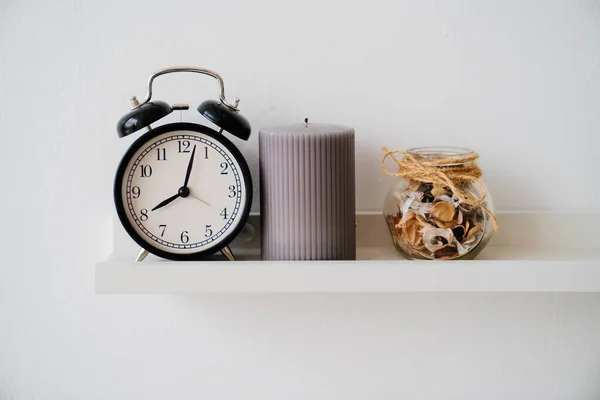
[259,122,356,260]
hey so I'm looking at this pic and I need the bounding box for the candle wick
[304,118,308,127]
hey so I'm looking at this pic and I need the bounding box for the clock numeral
[205,225,213,237]
[220,162,229,175]
[178,140,191,153]
[204,146,209,159]
[228,185,236,198]
[140,209,149,221]
[220,207,228,220]
[159,224,166,237]
[156,148,167,161]
[132,186,141,199]
[140,165,152,178]
[180,231,189,244]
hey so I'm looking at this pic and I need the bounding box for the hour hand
[151,192,180,211]
[151,186,191,211]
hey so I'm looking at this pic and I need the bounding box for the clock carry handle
[133,66,240,112]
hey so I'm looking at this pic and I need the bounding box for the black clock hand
[183,144,197,187]
[151,192,180,211]
[151,186,191,211]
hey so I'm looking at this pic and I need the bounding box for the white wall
[1,0,600,398]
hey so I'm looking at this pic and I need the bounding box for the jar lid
[407,147,475,166]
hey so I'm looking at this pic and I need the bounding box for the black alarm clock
[114,67,252,262]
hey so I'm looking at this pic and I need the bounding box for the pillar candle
[259,121,356,260]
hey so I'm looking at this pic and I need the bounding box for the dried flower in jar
[382,146,498,260]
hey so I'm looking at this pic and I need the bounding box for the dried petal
[408,180,420,191]
[413,242,426,251]
[459,203,477,214]
[466,223,481,241]
[399,191,425,214]
[399,211,416,226]
[450,194,462,207]
[435,195,453,203]
[406,217,419,229]
[432,218,458,229]
[431,185,448,197]
[430,202,456,222]
[453,239,469,256]
[463,231,483,247]
[403,220,422,246]
[422,227,454,253]
[408,201,433,216]
[395,189,423,205]
[415,214,433,227]
[436,194,462,208]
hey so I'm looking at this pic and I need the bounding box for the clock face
[114,123,252,260]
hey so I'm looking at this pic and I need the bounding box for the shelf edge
[96,259,600,294]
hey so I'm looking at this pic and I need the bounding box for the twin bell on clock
[114,67,253,262]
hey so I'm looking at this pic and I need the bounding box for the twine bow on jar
[381,147,499,231]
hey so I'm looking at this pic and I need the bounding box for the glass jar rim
[407,146,475,166]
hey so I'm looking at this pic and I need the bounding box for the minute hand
[183,144,197,187]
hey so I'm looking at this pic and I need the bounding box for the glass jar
[383,147,495,260]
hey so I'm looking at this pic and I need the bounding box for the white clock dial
[119,128,249,255]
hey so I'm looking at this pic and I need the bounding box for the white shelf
[96,212,600,293]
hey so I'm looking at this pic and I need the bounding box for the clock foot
[221,246,235,261]
[136,248,149,262]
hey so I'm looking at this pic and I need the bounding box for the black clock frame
[114,122,253,261]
